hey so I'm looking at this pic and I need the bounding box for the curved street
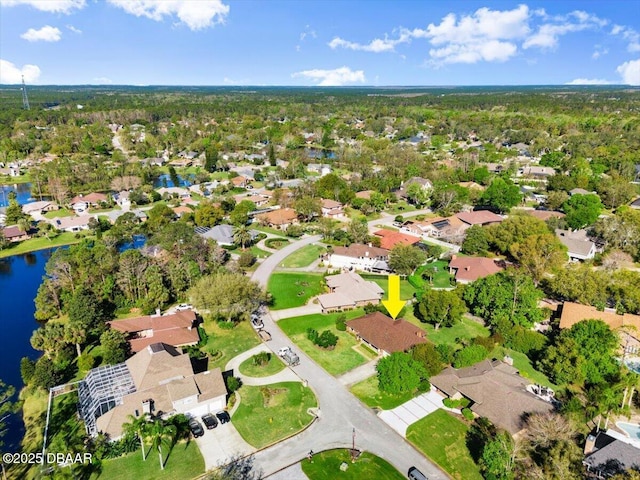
[250,234,447,479]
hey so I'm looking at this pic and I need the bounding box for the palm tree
[233,225,253,249]
[65,323,86,358]
[145,419,176,470]
[17,218,30,233]
[122,413,150,461]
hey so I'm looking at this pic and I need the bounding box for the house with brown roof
[231,175,249,188]
[321,199,346,219]
[346,312,427,355]
[329,243,390,273]
[318,272,384,313]
[2,225,30,242]
[401,216,466,240]
[256,207,298,229]
[559,302,640,354]
[455,210,504,228]
[374,229,420,250]
[449,255,503,284]
[108,310,200,353]
[79,343,227,439]
[430,359,555,434]
[355,190,375,200]
[70,192,108,212]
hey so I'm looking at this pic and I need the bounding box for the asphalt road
[250,234,447,479]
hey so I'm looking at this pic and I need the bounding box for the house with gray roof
[195,224,259,246]
[583,430,640,478]
[556,229,596,261]
[318,271,384,313]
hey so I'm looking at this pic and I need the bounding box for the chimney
[584,434,597,455]
[451,254,457,261]
[503,355,514,366]
[155,308,161,317]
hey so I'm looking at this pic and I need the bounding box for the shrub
[265,237,289,249]
[453,344,489,368]
[20,357,36,384]
[503,326,547,355]
[226,376,242,393]
[238,250,256,268]
[471,335,497,351]
[285,224,304,238]
[316,330,338,349]
[253,351,270,366]
[307,328,319,343]
[435,344,455,364]
[335,314,347,331]
[77,354,95,371]
[462,408,475,421]
[418,379,431,392]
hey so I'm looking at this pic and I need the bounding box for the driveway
[195,421,254,471]
[378,390,447,437]
[336,358,377,387]
[269,304,322,321]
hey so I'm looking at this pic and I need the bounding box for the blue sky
[1,0,639,86]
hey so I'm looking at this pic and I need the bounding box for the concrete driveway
[195,421,254,471]
[378,390,447,437]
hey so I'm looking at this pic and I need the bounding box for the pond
[304,147,336,159]
[0,249,53,451]
[0,182,38,207]
[153,173,194,188]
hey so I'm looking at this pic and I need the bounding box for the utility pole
[21,75,30,110]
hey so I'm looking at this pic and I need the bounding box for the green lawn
[232,382,317,448]
[94,440,204,480]
[360,274,417,301]
[278,310,368,376]
[302,449,405,480]
[201,320,261,370]
[0,173,31,184]
[350,375,415,410]
[409,261,454,290]
[264,237,290,249]
[239,353,286,377]
[0,232,84,259]
[268,272,325,310]
[254,225,286,236]
[491,346,557,388]
[407,410,482,480]
[281,244,326,268]
[43,208,75,219]
[402,316,490,347]
[249,245,272,259]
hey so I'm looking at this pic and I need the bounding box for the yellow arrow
[382,274,406,319]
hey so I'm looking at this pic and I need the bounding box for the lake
[0,182,37,207]
[0,249,52,451]
[153,173,194,188]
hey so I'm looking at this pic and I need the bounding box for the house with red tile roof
[449,255,503,284]
[108,310,200,353]
[231,175,249,188]
[346,312,427,355]
[256,207,298,229]
[374,229,420,250]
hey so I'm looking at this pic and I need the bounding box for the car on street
[216,411,231,424]
[201,413,218,429]
[277,346,292,357]
[189,418,205,437]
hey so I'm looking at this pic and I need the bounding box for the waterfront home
[22,201,58,216]
[2,225,30,242]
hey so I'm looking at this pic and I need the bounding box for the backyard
[0,231,83,259]
[408,261,454,290]
[278,310,372,376]
[280,243,326,268]
[407,410,482,480]
[232,382,317,448]
[301,449,405,480]
[360,274,417,301]
[268,272,325,310]
[350,375,415,410]
[94,441,204,480]
[201,320,261,370]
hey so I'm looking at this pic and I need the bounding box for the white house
[328,243,390,273]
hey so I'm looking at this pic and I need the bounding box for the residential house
[346,312,427,356]
[22,201,58,216]
[172,206,192,218]
[395,177,433,203]
[108,310,200,353]
[355,190,375,200]
[195,224,259,247]
[155,187,191,199]
[555,229,596,261]
[559,302,640,355]
[569,188,596,197]
[458,181,485,191]
[455,210,504,229]
[169,158,192,168]
[256,208,298,229]
[583,430,640,478]
[449,255,503,284]
[519,166,556,179]
[401,216,465,240]
[113,191,131,210]
[373,229,420,250]
[307,163,332,176]
[50,215,93,232]
[329,243,390,273]
[79,343,227,439]
[141,157,164,167]
[321,199,345,219]
[231,176,250,188]
[70,193,108,212]
[430,359,554,434]
[2,225,30,242]
[317,272,384,313]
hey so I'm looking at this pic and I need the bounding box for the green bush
[77,354,95,371]
[238,250,256,268]
[253,351,271,366]
[503,326,547,355]
[307,328,319,343]
[226,376,242,393]
[335,314,347,331]
[443,397,471,409]
[316,330,338,348]
[20,357,36,384]
[265,237,289,248]
[285,224,304,238]
[462,408,474,421]
[453,344,489,368]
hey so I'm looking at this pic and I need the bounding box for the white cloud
[0,0,85,14]
[0,59,41,84]
[592,45,608,59]
[617,59,640,85]
[20,25,62,42]
[611,25,640,53]
[67,25,82,34]
[93,77,113,84]
[292,66,365,86]
[300,25,317,41]
[328,31,411,53]
[429,40,517,64]
[524,10,608,50]
[107,0,229,31]
[566,78,614,85]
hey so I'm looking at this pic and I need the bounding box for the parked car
[251,317,264,330]
[176,303,193,311]
[278,347,300,366]
[277,346,292,357]
[201,413,218,429]
[216,411,231,424]
[189,418,205,437]
[408,466,428,480]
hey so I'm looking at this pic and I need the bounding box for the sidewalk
[336,358,378,386]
